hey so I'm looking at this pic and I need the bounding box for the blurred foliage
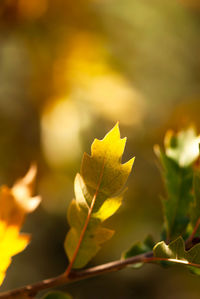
[0,0,200,298]
[155,128,199,241]
[0,165,40,286]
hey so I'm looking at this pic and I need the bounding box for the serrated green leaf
[65,123,134,268]
[155,129,199,241]
[158,150,193,240]
[42,291,72,299]
[122,235,154,268]
[153,236,200,274]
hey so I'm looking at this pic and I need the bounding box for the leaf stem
[65,159,106,276]
[186,217,200,247]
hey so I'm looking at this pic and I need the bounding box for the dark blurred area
[0,0,200,298]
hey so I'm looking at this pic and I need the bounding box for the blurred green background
[0,0,200,298]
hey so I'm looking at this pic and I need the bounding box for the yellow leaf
[65,123,134,268]
[0,165,41,286]
[65,201,114,268]
[74,173,89,208]
[92,195,123,222]
[0,224,30,286]
[81,123,134,203]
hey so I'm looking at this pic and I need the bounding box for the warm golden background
[0,0,200,298]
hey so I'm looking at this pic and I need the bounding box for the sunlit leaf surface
[65,123,134,268]
[153,236,200,275]
[0,165,41,285]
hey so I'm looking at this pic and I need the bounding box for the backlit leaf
[92,195,123,222]
[153,236,200,274]
[65,123,134,268]
[11,164,41,213]
[81,123,134,206]
[154,128,199,241]
[0,165,41,285]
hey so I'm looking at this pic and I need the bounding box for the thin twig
[1,249,200,298]
[0,251,153,299]
[186,217,200,248]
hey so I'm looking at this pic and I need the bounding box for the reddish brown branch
[1,249,200,298]
[186,217,200,248]
[0,251,153,299]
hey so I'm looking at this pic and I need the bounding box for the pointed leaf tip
[65,124,135,268]
[81,123,134,198]
[12,164,41,213]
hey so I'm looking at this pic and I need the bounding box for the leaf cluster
[124,127,200,275]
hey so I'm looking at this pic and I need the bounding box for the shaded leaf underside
[122,235,155,268]
[158,150,193,241]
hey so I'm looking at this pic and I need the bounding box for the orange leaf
[0,165,41,286]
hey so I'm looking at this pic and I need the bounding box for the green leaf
[65,200,114,268]
[154,128,200,241]
[153,236,200,274]
[42,291,72,299]
[158,150,193,240]
[164,127,200,167]
[190,171,200,235]
[122,235,154,268]
[65,123,134,268]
